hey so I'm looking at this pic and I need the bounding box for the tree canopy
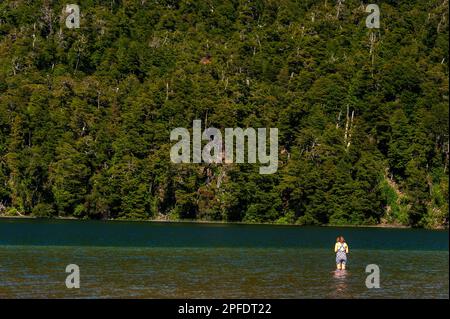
[0,0,448,228]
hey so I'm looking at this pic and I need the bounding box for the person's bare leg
[341,263,346,270]
[336,263,341,270]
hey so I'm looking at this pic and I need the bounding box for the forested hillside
[0,0,448,228]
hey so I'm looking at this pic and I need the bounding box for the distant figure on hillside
[334,236,349,270]
[200,53,212,65]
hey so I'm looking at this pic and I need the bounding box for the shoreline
[1,214,443,230]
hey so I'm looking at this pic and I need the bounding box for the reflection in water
[331,270,349,298]
[328,269,351,298]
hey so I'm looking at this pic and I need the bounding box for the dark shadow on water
[0,218,448,250]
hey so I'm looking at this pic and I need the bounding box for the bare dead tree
[336,110,342,129]
[344,105,350,144]
[41,2,54,37]
[32,23,36,49]
[74,34,88,73]
[336,0,344,19]
[166,82,169,101]
[347,110,355,149]
[11,57,20,76]
[437,12,447,32]
[344,105,355,150]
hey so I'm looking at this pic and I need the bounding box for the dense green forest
[0,0,448,228]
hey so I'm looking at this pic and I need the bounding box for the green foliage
[379,178,409,225]
[0,0,448,228]
[32,203,55,218]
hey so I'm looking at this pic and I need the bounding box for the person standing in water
[334,236,349,270]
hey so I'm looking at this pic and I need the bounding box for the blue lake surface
[0,218,448,298]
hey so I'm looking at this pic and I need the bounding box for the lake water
[0,218,448,298]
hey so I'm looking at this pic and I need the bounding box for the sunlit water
[0,219,448,298]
